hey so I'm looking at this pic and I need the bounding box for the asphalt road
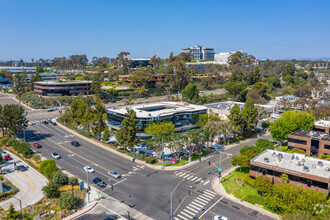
[0,93,19,106]
[22,122,274,220]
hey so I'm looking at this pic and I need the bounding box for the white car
[214,216,229,220]
[84,166,95,173]
[52,152,61,159]
[108,170,121,178]
[28,121,36,126]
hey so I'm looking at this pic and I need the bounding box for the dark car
[48,119,52,123]
[17,165,27,171]
[52,122,57,126]
[92,177,107,187]
[42,121,48,124]
[71,141,80,147]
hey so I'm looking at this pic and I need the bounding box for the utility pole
[71,183,74,210]
[170,180,184,220]
[86,169,90,203]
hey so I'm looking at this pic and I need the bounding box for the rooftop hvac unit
[272,152,276,156]
[317,161,324,167]
[264,157,270,163]
[303,166,309,172]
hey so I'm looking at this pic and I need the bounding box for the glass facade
[288,138,307,145]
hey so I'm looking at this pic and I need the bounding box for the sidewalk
[212,167,280,220]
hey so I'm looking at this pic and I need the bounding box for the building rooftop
[252,149,330,180]
[315,120,330,127]
[205,101,273,111]
[290,129,330,142]
[107,101,207,118]
[35,80,92,85]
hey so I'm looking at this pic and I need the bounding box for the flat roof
[205,101,273,111]
[35,80,92,85]
[290,129,330,142]
[251,149,330,180]
[315,120,330,127]
[107,101,207,118]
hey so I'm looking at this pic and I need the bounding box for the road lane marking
[175,171,183,176]
[203,180,210,185]
[190,177,198,181]
[203,191,215,197]
[186,175,194,180]
[200,193,213,199]
[205,189,217,195]
[177,214,188,220]
[187,203,200,210]
[198,195,211,201]
[198,197,223,219]
[195,178,202,182]
[180,211,193,218]
[194,157,229,175]
[185,206,198,213]
[191,201,203,208]
[178,173,186,177]
[193,198,207,206]
[181,173,190,178]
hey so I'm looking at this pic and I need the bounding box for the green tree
[68,176,79,186]
[12,72,24,95]
[252,82,268,98]
[103,126,110,143]
[270,111,314,143]
[129,66,154,87]
[181,84,199,102]
[1,104,28,137]
[36,66,44,73]
[59,191,79,210]
[165,60,191,92]
[196,113,208,127]
[34,71,43,81]
[231,155,250,171]
[116,109,139,149]
[240,98,258,132]
[39,159,58,179]
[42,182,60,198]
[91,72,102,97]
[282,63,296,76]
[6,204,20,220]
[228,104,241,135]
[145,122,175,137]
[280,173,289,183]
[53,171,69,186]
[246,66,261,85]
[255,175,273,196]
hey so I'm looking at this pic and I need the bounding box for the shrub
[39,159,58,179]
[144,157,156,164]
[6,138,33,158]
[243,175,256,187]
[0,137,9,146]
[68,177,79,186]
[0,176,3,181]
[53,171,69,186]
[31,155,41,163]
[59,191,79,210]
[42,182,60,198]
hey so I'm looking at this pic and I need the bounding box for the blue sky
[0,0,329,61]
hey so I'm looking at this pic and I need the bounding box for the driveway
[0,151,48,211]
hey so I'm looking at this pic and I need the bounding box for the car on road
[17,165,27,171]
[28,121,36,126]
[2,151,9,157]
[108,170,121,178]
[84,166,95,173]
[214,216,229,220]
[4,155,12,161]
[33,142,41,148]
[70,141,80,147]
[52,122,57,126]
[47,109,54,112]
[52,152,61,159]
[92,177,107,187]
[42,120,48,124]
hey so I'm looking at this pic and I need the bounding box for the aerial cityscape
[0,0,329,220]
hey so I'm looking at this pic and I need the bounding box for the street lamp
[170,180,184,220]
[214,145,224,183]
[85,163,97,203]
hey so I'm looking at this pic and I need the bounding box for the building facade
[34,81,92,96]
[181,45,215,61]
[288,129,330,157]
[214,51,247,64]
[250,149,329,194]
[107,102,207,135]
[314,120,330,133]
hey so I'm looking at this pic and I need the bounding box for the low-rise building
[106,101,207,135]
[288,129,330,157]
[250,149,329,193]
[0,66,36,74]
[314,120,330,133]
[275,95,299,102]
[34,80,92,96]
[205,101,274,120]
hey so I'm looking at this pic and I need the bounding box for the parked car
[164,155,174,161]
[33,142,41,148]
[52,152,61,159]
[214,216,229,220]
[84,166,95,173]
[108,170,121,179]
[144,152,153,157]
[4,155,12,161]
[71,141,80,147]
[48,119,52,123]
[92,177,107,187]
[42,121,48,124]
[17,165,27,171]
[2,151,9,157]
[47,109,54,112]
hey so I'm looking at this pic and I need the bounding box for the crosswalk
[174,189,218,220]
[173,171,210,186]
[28,119,53,125]
[122,165,145,177]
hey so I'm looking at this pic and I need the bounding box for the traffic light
[218,171,222,177]
[208,160,211,165]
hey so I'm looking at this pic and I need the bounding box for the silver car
[108,170,121,178]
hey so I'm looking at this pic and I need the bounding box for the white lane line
[191,177,198,181]
[180,211,193,218]
[187,203,201,210]
[191,201,204,208]
[178,173,187,177]
[198,197,223,219]
[185,206,198,213]
[201,193,214,200]
[177,214,188,220]
[205,189,217,195]
[186,175,194,180]
[193,199,207,206]
[174,218,180,220]
[203,180,210,185]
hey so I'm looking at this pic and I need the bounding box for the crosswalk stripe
[174,217,180,220]
[181,173,190,178]
[180,211,193,218]
[195,178,202,182]
[205,189,217,195]
[175,171,183,176]
[201,193,214,199]
[186,175,194,180]
[195,197,208,204]
[185,206,198,213]
[193,198,207,206]
[191,201,204,208]
[177,214,189,220]
[178,172,186,177]
[198,195,211,201]
[204,191,215,196]
[187,203,201,210]
[191,177,198,181]
[203,180,210,185]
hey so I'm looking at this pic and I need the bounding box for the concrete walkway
[211,166,280,220]
[0,150,48,211]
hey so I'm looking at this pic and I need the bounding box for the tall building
[181,45,215,61]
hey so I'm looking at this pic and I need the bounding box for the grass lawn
[221,167,268,209]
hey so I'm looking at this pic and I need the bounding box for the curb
[12,96,34,111]
[66,202,98,220]
[211,171,280,220]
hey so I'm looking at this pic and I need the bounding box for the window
[324,144,330,150]
[288,138,307,145]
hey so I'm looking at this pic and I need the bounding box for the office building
[288,129,330,157]
[214,51,247,64]
[107,102,207,134]
[34,81,92,96]
[314,120,330,133]
[181,45,215,61]
[130,58,151,68]
[0,66,36,74]
[250,149,329,193]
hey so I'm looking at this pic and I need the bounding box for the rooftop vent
[148,113,151,116]
[303,166,309,172]
[272,152,276,156]
[317,161,324,167]
[264,157,270,163]
[277,153,283,158]
[297,161,303,166]
[302,159,305,163]
[311,164,316,169]
[296,156,299,160]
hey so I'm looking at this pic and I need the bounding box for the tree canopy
[116,109,139,149]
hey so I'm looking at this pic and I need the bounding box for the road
[24,122,274,220]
